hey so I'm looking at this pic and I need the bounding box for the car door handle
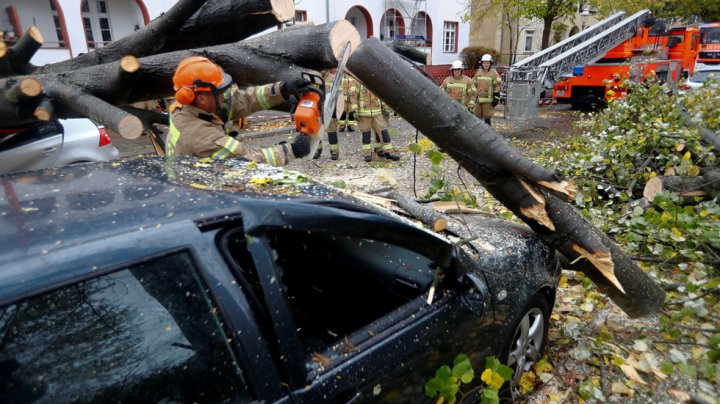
[43,146,59,154]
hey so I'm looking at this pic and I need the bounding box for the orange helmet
[173,56,233,105]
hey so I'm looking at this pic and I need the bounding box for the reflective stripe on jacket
[441,75,476,107]
[473,69,501,103]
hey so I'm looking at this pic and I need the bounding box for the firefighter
[350,82,400,162]
[166,56,312,165]
[472,54,502,126]
[340,74,358,133]
[441,60,476,111]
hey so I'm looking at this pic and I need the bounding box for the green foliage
[424,355,512,404]
[461,46,502,70]
[409,140,479,207]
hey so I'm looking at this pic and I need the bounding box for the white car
[682,66,720,91]
[0,118,120,175]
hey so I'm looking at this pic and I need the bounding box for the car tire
[500,293,551,389]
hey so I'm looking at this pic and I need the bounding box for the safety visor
[217,72,233,92]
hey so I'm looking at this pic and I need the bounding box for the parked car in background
[681,66,720,92]
[0,118,119,175]
[0,157,560,403]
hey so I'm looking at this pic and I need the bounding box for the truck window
[0,252,252,403]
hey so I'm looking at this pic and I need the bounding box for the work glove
[281,77,313,99]
[290,133,311,158]
[492,93,500,107]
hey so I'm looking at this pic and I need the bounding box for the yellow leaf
[481,368,492,384]
[700,209,708,217]
[249,177,271,185]
[620,364,647,385]
[672,227,682,238]
[190,183,209,189]
[661,212,672,222]
[682,151,691,161]
[519,371,537,394]
[535,357,554,373]
[247,161,257,169]
[558,276,568,288]
[611,382,634,396]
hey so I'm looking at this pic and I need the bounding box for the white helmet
[449,60,463,70]
[481,54,493,63]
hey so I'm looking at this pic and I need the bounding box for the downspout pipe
[326,0,330,23]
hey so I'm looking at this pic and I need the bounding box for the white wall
[294,0,470,65]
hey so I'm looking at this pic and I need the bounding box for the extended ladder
[505,9,652,119]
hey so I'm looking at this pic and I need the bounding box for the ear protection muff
[175,86,196,105]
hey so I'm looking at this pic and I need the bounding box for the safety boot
[330,151,339,160]
[384,151,400,161]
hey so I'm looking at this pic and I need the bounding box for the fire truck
[697,22,720,68]
[552,22,700,108]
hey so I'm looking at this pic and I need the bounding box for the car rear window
[0,121,62,152]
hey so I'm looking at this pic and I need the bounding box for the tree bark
[347,37,665,318]
[157,0,295,53]
[644,171,720,202]
[0,21,360,137]
[389,40,430,65]
[388,191,448,232]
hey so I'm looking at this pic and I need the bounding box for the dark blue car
[0,157,559,403]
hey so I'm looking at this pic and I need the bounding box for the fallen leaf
[611,382,635,396]
[666,387,690,402]
[620,364,647,385]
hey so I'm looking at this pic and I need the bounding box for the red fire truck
[552,23,700,108]
[697,22,720,68]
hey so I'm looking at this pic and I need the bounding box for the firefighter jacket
[441,75,476,108]
[473,69,501,103]
[166,82,293,166]
[350,82,385,117]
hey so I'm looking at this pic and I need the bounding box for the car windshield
[701,27,720,44]
[690,70,720,83]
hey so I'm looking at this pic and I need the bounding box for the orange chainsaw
[293,42,351,157]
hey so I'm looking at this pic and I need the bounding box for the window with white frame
[294,10,307,23]
[524,30,535,53]
[443,21,458,53]
[49,0,66,48]
[82,0,113,49]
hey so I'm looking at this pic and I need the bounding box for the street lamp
[580,8,590,31]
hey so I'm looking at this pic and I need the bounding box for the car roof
[0,156,390,263]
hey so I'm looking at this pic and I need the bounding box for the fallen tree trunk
[30,0,294,76]
[0,26,44,77]
[348,38,665,318]
[0,21,360,138]
[643,170,720,202]
[158,0,295,53]
[389,39,431,65]
[388,191,448,232]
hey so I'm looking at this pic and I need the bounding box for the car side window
[0,252,252,403]
[265,230,442,355]
[0,121,61,152]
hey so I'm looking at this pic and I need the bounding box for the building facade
[0,0,470,67]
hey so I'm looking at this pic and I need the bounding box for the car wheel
[501,294,550,388]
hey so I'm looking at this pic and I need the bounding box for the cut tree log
[32,0,294,76]
[388,191,448,232]
[0,26,44,77]
[0,21,360,137]
[389,39,431,65]
[158,0,296,53]
[347,37,665,318]
[644,171,720,202]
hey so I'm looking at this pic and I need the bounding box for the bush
[461,46,501,69]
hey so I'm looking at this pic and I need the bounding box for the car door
[220,200,496,403]
[0,121,63,174]
[0,220,281,403]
